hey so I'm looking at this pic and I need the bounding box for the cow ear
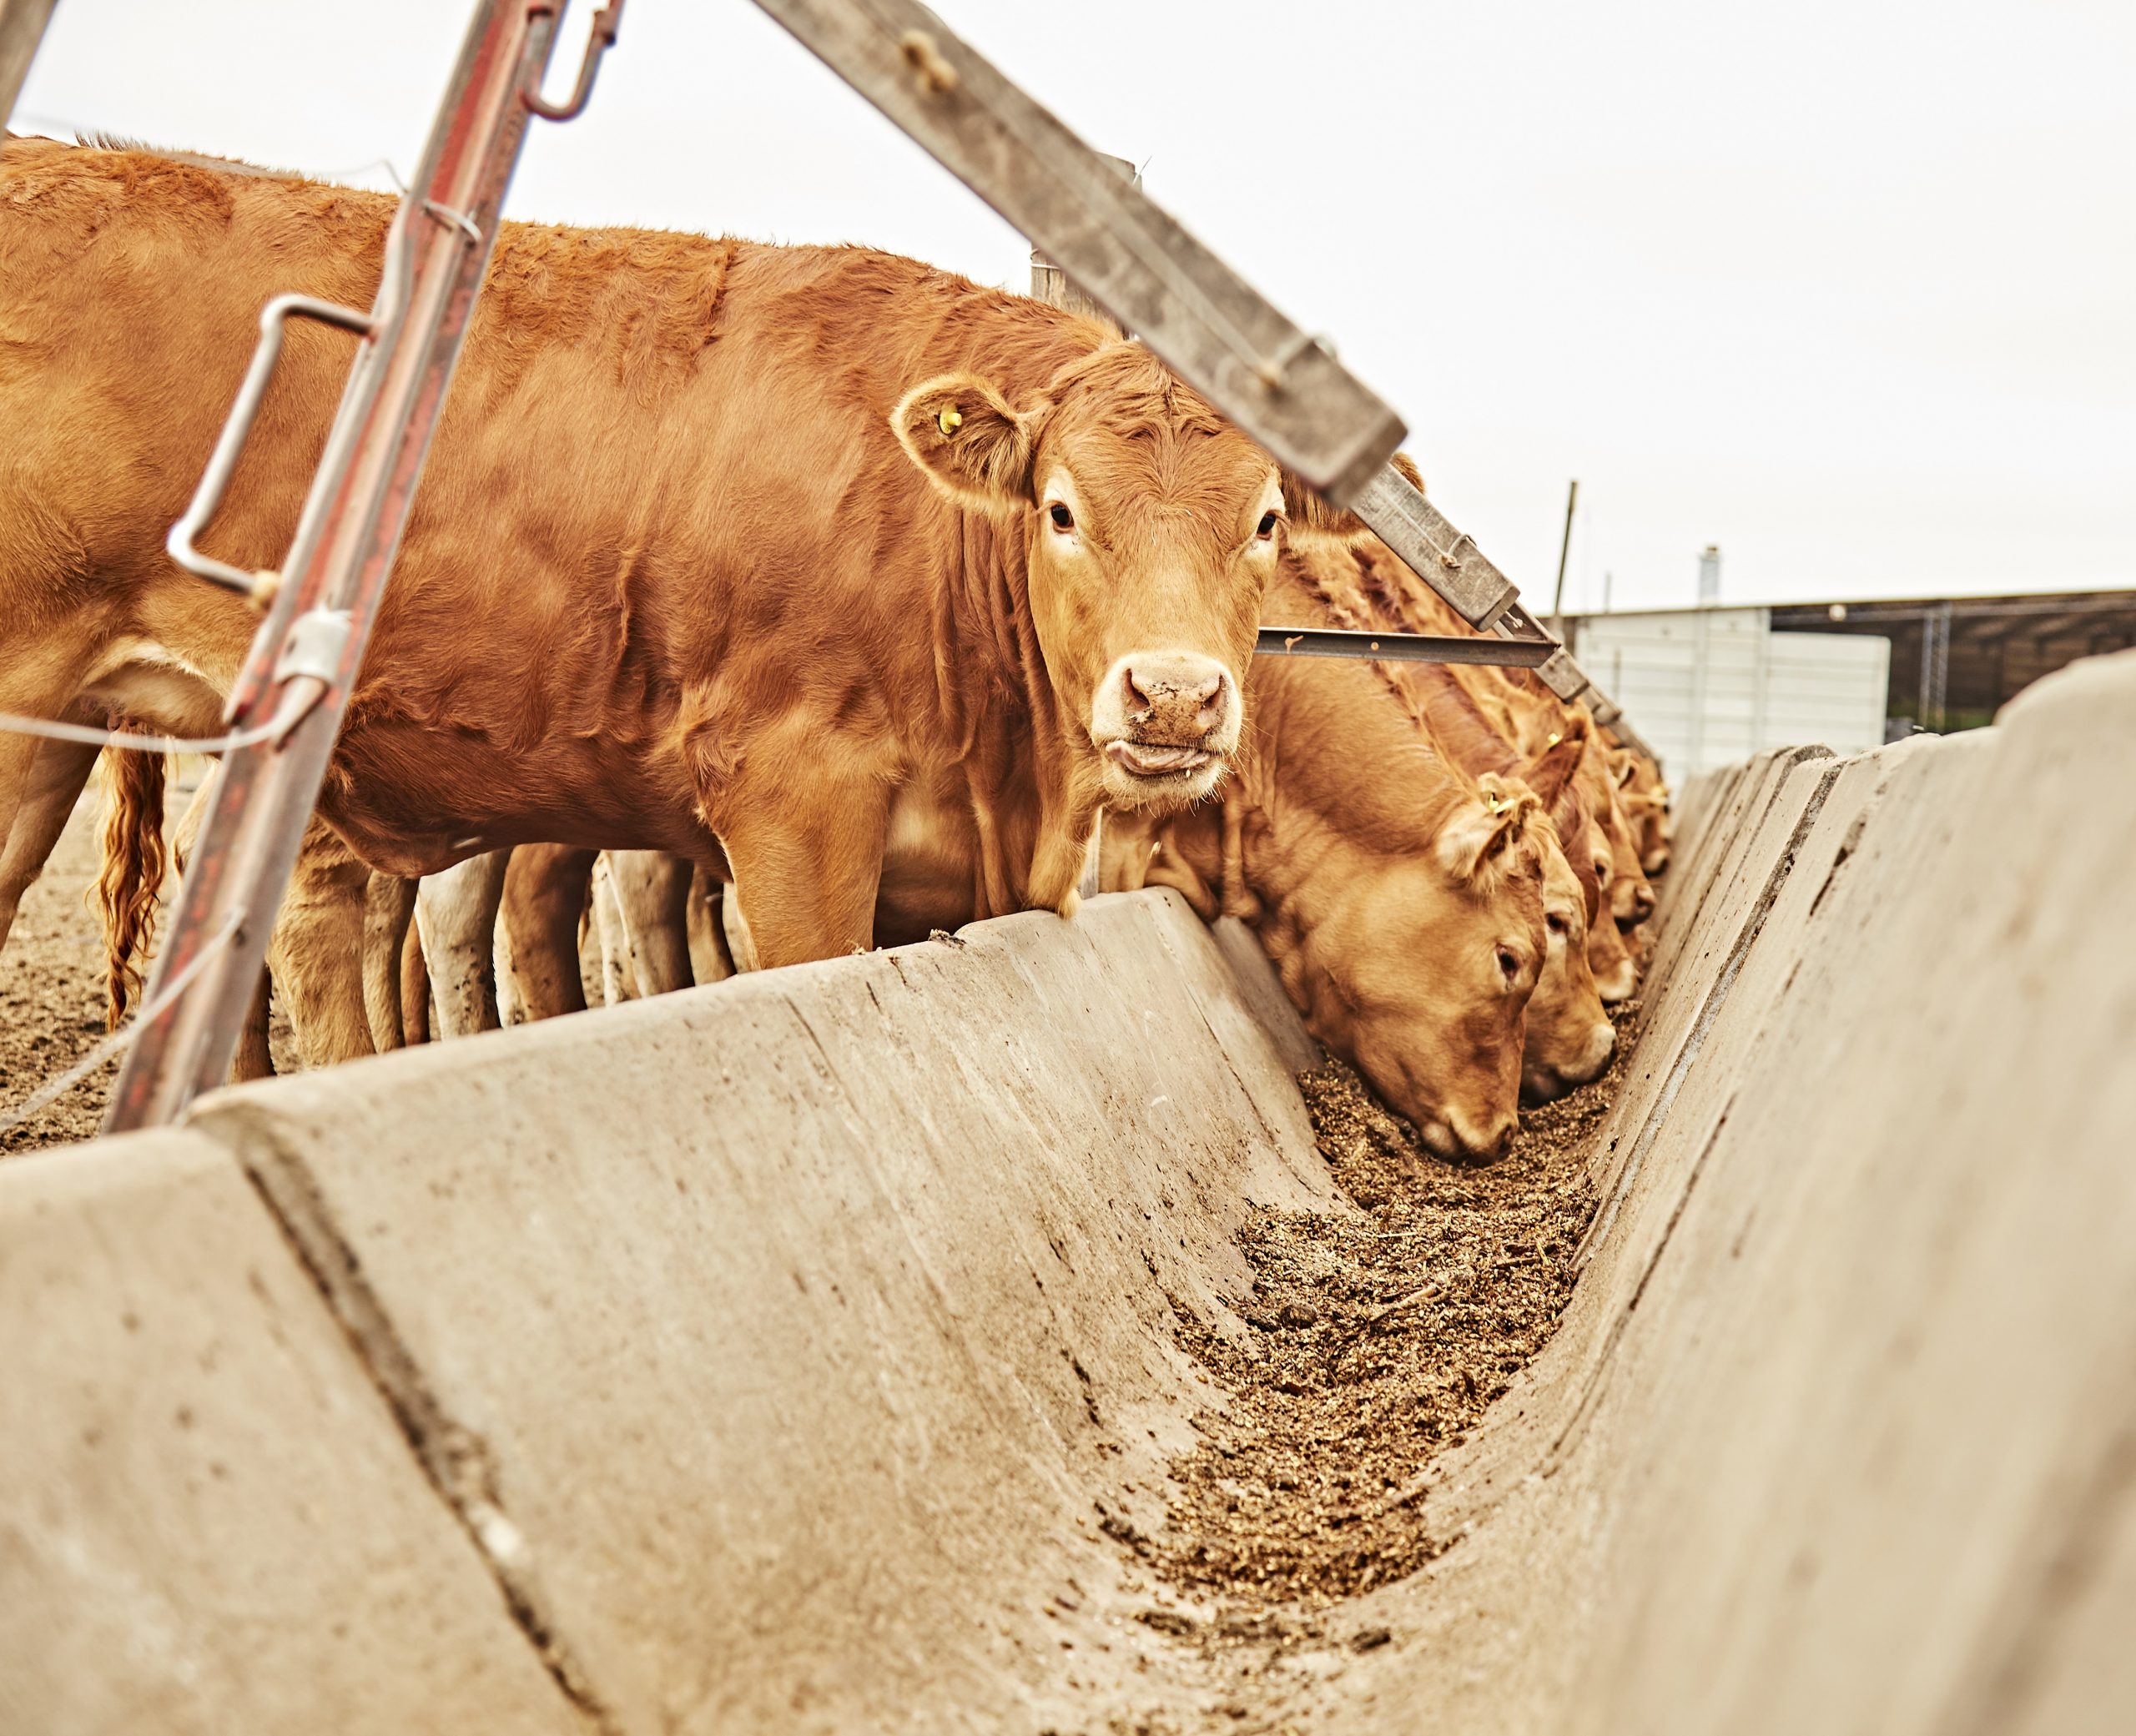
[1517,723,1587,810]
[1278,469,1357,537]
[892,373,1035,517]
[1278,450,1424,540]
[1437,772,1540,884]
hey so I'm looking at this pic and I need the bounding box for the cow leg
[414,850,510,1037]
[714,781,890,970]
[229,964,275,1084]
[1025,794,1103,920]
[685,863,735,984]
[0,652,83,869]
[0,732,98,951]
[169,772,215,870]
[363,873,419,1050]
[501,844,595,1020]
[167,767,274,1081]
[722,888,759,974]
[400,916,431,1045]
[265,818,375,1069]
[1096,808,1158,894]
[590,857,634,1006]
[606,849,695,997]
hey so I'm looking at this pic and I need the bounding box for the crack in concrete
[1578,757,1841,1267]
[206,1103,624,1736]
[1535,760,1846,1477]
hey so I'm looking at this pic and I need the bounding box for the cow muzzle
[1522,1020,1616,1103]
[1595,955,1640,1004]
[1418,1105,1517,1164]
[1091,652,1242,804]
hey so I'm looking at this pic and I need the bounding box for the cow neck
[1196,547,1485,922]
[1277,531,1604,889]
[918,314,1125,917]
[926,503,1071,917]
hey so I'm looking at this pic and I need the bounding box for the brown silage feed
[1136,1005,1640,1624]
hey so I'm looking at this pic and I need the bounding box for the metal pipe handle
[524,0,623,121]
[166,293,375,600]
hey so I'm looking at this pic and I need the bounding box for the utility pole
[1549,478,1579,637]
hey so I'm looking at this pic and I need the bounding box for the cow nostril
[1121,666,1151,715]
[1191,672,1227,728]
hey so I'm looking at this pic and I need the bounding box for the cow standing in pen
[0,139,1283,1009]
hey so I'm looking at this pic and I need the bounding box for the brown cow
[1093,558,1563,1160]
[1300,523,1650,1001]
[0,140,1284,1003]
[1607,736,1673,876]
[1164,527,1617,1105]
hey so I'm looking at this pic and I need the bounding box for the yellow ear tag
[937,405,963,436]
[1547,732,1561,747]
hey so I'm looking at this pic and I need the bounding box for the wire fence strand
[0,907,248,1138]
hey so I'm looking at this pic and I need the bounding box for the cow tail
[94,739,169,1028]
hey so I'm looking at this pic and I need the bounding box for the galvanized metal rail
[753,0,1654,757]
[1254,628,1557,670]
[103,0,623,1130]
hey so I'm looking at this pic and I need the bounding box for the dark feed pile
[1132,1004,1641,1636]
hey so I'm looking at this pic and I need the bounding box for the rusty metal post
[105,0,622,1130]
[0,0,60,133]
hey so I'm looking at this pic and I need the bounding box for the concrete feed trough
[3,649,2133,1733]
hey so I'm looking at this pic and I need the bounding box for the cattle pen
[3,4,2133,1735]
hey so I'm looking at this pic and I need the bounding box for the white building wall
[1573,609,1891,777]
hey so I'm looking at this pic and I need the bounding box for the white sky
[17,0,2135,611]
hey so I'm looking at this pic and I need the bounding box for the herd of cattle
[0,138,1670,1158]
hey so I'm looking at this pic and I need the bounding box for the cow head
[1581,833,1640,1003]
[1510,732,1616,1100]
[893,347,1280,810]
[1262,772,1548,1161]
[1614,751,1674,876]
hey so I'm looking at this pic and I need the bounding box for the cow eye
[1048,502,1076,532]
[1256,510,1280,541]
[1546,912,1569,938]
[1593,857,1613,885]
[1495,944,1522,979]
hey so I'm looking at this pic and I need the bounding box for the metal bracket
[524,0,623,121]
[271,608,355,687]
[167,294,375,600]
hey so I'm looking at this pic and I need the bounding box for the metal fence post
[104,0,622,1130]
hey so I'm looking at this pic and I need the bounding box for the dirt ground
[0,777,305,1155]
[0,786,129,1155]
